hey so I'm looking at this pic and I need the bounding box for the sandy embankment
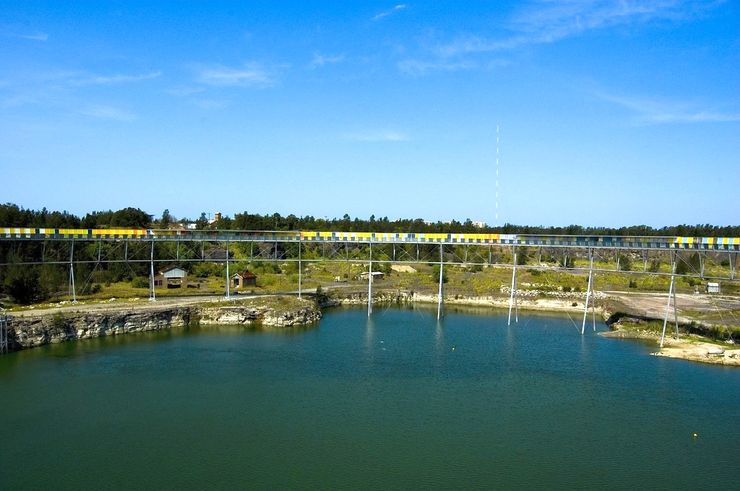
[601,326,740,366]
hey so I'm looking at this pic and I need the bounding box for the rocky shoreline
[3,289,599,353]
[601,322,740,366]
[323,289,608,316]
[4,299,322,352]
[3,290,738,368]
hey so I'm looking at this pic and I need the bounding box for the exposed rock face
[199,305,321,327]
[327,289,606,315]
[10,308,193,349]
[5,302,321,352]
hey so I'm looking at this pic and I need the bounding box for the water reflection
[364,314,376,362]
[433,319,445,369]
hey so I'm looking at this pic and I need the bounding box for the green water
[1,306,738,490]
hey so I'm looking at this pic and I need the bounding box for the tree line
[2,203,738,237]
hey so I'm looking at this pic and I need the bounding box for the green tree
[517,249,529,265]
[618,254,632,271]
[4,265,47,304]
[160,209,172,228]
[431,265,448,284]
[196,212,209,230]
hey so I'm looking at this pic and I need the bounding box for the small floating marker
[693,433,698,438]
[452,346,456,351]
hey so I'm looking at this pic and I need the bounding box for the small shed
[706,282,720,294]
[231,271,257,289]
[154,267,188,288]
[359,271,385,280]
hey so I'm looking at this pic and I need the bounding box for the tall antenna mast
[496,124,500,225]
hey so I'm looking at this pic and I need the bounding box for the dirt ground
[9,288,740,330]
[655,338,740,366]
[605,291,740,325]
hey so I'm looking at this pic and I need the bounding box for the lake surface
[1,306,738,490]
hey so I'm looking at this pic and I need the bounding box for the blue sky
[1,1,738,227]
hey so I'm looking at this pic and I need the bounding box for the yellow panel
[687,237,693,245]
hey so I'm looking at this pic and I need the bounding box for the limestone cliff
[5,300,321,352]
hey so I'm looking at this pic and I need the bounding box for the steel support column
[298,240,302,300]
[731,252,736,280]
[367,240,373,317]
[437,244,444,320]
[225,240,230,299]
[68,240,76,303]
[660,252,678,348]
[149,240,156,301]
[508,247,518,326]
[581,248,594,335]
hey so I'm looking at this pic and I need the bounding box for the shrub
[87,284,102,294]
[131,276,149,288]
[4,265,47,304]
[51,312,67,330]
[431,265,448,284]
[192,262,222,278]
[618,254,632,271]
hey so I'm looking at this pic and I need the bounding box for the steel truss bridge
[1,228,739,347]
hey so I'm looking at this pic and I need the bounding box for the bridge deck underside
[1,234,738,252]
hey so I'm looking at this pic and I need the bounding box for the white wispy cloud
[438,0,721,56]
[166,86,206,97]
[19,32,48,41]
[73,71,161,86]
[595,90,740,124]
[397,58,510,75]
[373,4,408,21]
[192,98,229,110]
[196,63,273,87]
[79,105,136,122]
[1,27,49,41]
[344,130,410,142]
[309,53,345,69]
[0,92,42,108]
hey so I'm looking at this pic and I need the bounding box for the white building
[154,267,188,288]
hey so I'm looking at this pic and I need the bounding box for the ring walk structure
[1,227,738,347]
